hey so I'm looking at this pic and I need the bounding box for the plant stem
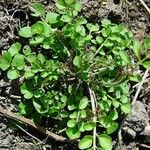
[92,36,110,59]
[88,85,97,150]
[0,106,68,142]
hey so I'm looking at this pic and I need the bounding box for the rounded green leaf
[69,111,78,119]
[67,119,76,128]
[61,14,72,22]
[8,42,21,56]
[23,45,31,56]
[119,50,131,64]
[109,110,118,120]
[7,69,19,80]
[99,116,111,128]
[80,110,86,118]
[43,42,50,49]
[79,96,89,110]
[78,135,93,149]
[74,1,82,12]
[106,122,118,134]
[33,99,49,114]
[77,121,85,132]
[27,54,37,63]
[112,99,120,108]
[142,61,150,69]
[46,12,59,24]
[3,52,12,64]
[132,40,142,60]
[103,29,111,39]
[60,95,67,103]
[24,92,33,99]
[19,26,32,38]
[34,90,43,98]
[76,17,87,25]
[0,57,11,71]
[12,54,25,70]
[35,35,44,43]
[43,22,51,37]
[60,111,68,118]
[86,23,99,32]
[20,83,33,99]
[38,54,46,64]
[29,3,45,17]
[31,22,44,34]
[66,127,81,139]
[20,83,28,94]
[76,25,86,36]
[144,37,150,50]
[83,122,95,131]
[19,100,33,115]
[65,0,75,5]
[73,56,82,68]
[121,95,128,103]
[56,0,67,10]
[101,19,111,27]
[98,134,112,150]
[96,36,103,44]
[24,70,35,79]
[121,102,131,114]
[129,74,142,82]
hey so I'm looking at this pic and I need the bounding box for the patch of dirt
[0,0,150,149]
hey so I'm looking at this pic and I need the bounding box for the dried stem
[0,106,68,142]
[132,69,149,105]
[13,122,42,143]
[139,0,150,14]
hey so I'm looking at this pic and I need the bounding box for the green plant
[0,0,149,149]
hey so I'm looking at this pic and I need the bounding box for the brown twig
[0,106,68,142]
[139,0,150,14]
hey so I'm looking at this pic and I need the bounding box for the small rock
[123,101,149,137]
